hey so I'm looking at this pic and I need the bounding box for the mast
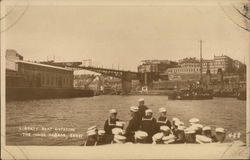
[200,40,203,84]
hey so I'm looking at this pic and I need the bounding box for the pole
[200,40,203,85]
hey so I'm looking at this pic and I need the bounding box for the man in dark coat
[156,107,172,132]
[138,98,148,120]
[104,109,119,143]
[139,109,157,143]
[125,106,140,142]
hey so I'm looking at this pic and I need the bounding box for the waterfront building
[165,55,241,81]
[6,50,74,89]
[138,60,178,73]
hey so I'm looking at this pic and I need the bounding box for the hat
[162,134,176,144]
[189,118,200,123]
[196,135,212,143]
[114,135,126,143]
[138,98,145,102]
[145,109,153,114]
[98,130,105,136]
[87,129,97,136]
[112,128,123,135]
[192,123,203,129]
[159,107,167,113]
[184,128,196,134]
[215,127,225,133]
[175,121,184,126]
[134,131,148,140]
[172,117,180,122]
[189,125,198,131]
[109,109,117,114]
[152,132,164,142]
[177,125,186,131]
[160,126,170,132]
[88,125,97,131]
[116,121,125,127]
[203,126,211,131]
[130,106,139,112]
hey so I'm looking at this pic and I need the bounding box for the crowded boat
[83,98,240,146]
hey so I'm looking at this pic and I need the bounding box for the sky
[3,0,249,71]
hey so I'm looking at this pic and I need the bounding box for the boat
[168,89,213,100]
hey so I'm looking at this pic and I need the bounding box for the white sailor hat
[114,135,126,143]
[192,123,203,129]
[88,125,97,131]
[130,106,139,112]
[184,127,196,134]
[87,129,97,136]
[189,118,200,123]
[203,126,211,131]
[172,117,180,122]
[152,132,164,142]
[159,107,167,113]
[112,128,123,135]
[162,134,176,144]
[134,131,148,139]
[175,121,184,126]
[138,98,145,102]
[189,125,198,131]
[215,127,225,133]
[145,109,153,114]
[177,125,186,131]
[98,130,105,136]
[196,135,212,143]
[160,126,170,132]
[109,109,117,114]
[116,121,125,127]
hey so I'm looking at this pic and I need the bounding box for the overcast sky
[3,0,249,71]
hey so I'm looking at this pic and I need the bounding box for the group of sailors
[83,98,237,146]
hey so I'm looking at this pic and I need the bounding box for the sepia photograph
[1,0,249,159]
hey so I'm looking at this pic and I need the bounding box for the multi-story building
[138,60,178,73]
[165,55,239,81]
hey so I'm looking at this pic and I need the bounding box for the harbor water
[6,95,246,145]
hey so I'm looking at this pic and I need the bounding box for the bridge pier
[121,79,132,94]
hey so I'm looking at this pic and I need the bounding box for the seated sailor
[139,109,157,143]
[215,127,226,143]
[191,123,203,135]
[84,126,98,146]
[184,127,197,143]
[96,130,106,145]
[104,109,120,143]
[202,126,218,142]
[174,125,186,144]
[134,131,148,144]
[125,106,140,143]
[156,107,172,132]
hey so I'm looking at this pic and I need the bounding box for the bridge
[41,61,158,93]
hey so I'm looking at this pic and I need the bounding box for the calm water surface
[6,95,246,145]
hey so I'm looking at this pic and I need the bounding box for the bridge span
[41,61,158,93]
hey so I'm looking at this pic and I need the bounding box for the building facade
[165,55,239,81]
[6,50,74,89]
[138,60,178,73]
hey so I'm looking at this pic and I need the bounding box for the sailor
[104,109,119,143]
[152,132,164,144]
[215,127,226,143]
[203,126,218,142]
[125,106,140,142]
[191,123,203,135]
[156,107,172,132]
[138,98,148,119]
[184,127,196,143]
[84,126,98,146]
[174,125,186,144]
[134,131,148,144]
[139,109,157,143]
[96,130,106,145]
